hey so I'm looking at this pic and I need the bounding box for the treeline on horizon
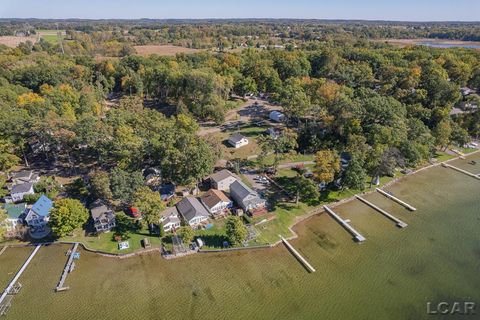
[1,19,480,44]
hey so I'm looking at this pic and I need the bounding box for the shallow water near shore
[2,154,480,320]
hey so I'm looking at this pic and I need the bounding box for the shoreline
[1,149,479,259]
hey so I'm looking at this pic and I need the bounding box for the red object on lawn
[130,207,141,218]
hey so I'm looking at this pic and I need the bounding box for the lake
[1,153,480,320]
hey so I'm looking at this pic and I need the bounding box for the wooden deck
[55,243,79,292]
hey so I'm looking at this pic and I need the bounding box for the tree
[110,168,144,204]
[89,170,113,200]
[0,206,7,240]
[49,198,89,237]
[342,155,367,190]
[0,139,20,172]
[114,212,139,240]
[293,175,320,204]
[225,216,248,246]
[258,128,298,173]
[178,226,195,244]
[433,120,452,150]
[133,186,165,227]
[314,150,340,184]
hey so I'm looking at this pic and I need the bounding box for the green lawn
[433,151,456,162]
[61,227,162,254]
[41,34,62,44]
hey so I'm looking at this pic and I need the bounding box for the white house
[210,169,238,191]
[7,183,34,203]
[160,206,181,232]
[200,189,232,217]
[24,195,53,228]
[269,110,285,122]
[176,197,209,228]
[90,200,116,233]
[228,133,249,148]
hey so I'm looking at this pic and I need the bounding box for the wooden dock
[0,245,41,306]
[442,163,480,180]
[376,188,417,211]
[0,246,7,257]
[355,195,408,228]
[280,236,316,272]
[55,243,79,292]
[323,206,366,242]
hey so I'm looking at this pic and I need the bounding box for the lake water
[419,41,480,49]
[1,154,480,320]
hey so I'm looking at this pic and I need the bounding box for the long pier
[55,243,79,292]
[0,245,41,305]
[355,195,408,228]
[442,163,480,180]
[0,246,7,257]
[323,206,366,242]
[376,188,417,211]
[280,236,316,272]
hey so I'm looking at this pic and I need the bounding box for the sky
[0,0,479,21]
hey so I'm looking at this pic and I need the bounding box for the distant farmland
[133,45,201,56]
[0,36,37,47]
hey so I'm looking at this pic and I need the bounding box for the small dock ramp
[376,188,417,211]
[355,195,407,228]
[323,206,366,242]
[442,163,480,180]
[280,236,315,273]
[55,243,79,292]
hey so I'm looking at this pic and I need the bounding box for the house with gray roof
[176,197,209,228]
[210,169,237,191]
[90,200,116,233]
[9,170,39,185]
[228,133,249,148]
[7,183,34,203]
[229,180,266,216]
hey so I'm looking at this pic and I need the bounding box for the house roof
[210,169,235,183]
[176,197,209,222]
[230,180,257,200]
[90,199,111,220]
[201,189,231,209]
[228,133,247,144]
[11,183,33,194]
[10,170,33,180]
[3,203,27,219]
[31,195,53,217]
[160,206,179,219]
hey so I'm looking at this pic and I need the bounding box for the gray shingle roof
[90,200,112,220]
[11,183,33,194]
[176,197,209,222]
[228,133,247,144]
[210,169,234,183]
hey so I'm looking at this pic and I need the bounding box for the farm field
[133,44,201,56]
[0,36,37,47]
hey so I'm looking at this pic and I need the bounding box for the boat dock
[442,163,480,180]
[0,244,41,314]
[55,243,79,292]
[355,195,408,228]
[280,236,316,272]
[0,246,7,257]
[323,206,366,242]
[376,188,417,211]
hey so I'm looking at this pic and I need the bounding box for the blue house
[24,195,53,228]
